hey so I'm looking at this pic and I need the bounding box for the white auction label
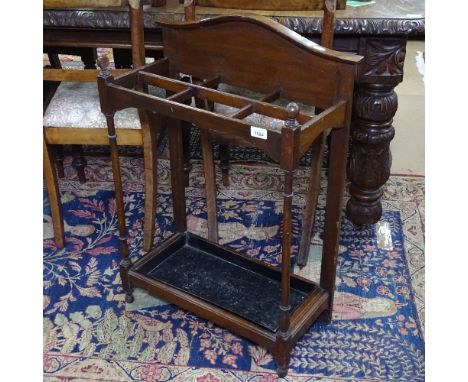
[251,126,268,140]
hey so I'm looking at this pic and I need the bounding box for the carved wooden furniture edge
[43,0,125,8]
[43,0,153,8]
[157,15,361,64]
[43,9,425,36]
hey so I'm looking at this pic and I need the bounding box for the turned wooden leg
[200,129,219,242]
[44,137,65,248]
[80,48,97,69]
[275,103,300,378]
[182,122,192,187]
[219,144,230,187]
[141,111,160,252]
[346,37,405,226]
[168,118,188,233]
[112,48,133,69]
[275,340,292,378]
[320,124,351,322]
[296,133,326,267]
[47,53,62,69]
[276,167,294,378]
[72,146,87,184]
[54,146,65,178]
[106,114,134,303]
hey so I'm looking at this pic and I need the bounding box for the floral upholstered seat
[43,82,165,129]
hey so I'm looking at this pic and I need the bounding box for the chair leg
[72,146,87,183]
[219,144,230,187]
[142,111,160,252]
[182,123,192,187]
[54,146,65,178]
[296,133,326,267]
[80,48,97,70]
[43,138,65,248]
[112,48,133,69]
[200,129,219,243]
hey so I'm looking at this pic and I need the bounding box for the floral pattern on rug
[44,156,425,381]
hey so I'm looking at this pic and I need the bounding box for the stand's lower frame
[129,232,329,360]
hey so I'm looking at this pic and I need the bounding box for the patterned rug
[43,156,425,381]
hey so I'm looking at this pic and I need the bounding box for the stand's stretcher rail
[105,58,345,164]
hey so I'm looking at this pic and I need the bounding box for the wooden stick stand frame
[98,12,361,377]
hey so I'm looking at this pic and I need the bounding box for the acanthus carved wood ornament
[43,0,425,37]
[43,8,425,36]
[360,38,407,80]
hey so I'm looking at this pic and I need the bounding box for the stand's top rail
[98,12,362,168]
[100,57,347,167]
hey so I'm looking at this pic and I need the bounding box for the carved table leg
[346,37,405,226]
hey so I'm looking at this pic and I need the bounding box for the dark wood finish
[296,133,325,266]
[98,6,361,376]
[219,145,230,186]
[296,0,335,267]
[44,0,424,226]
[346,80,398,225]
[43,0,424,37]
[200,129,219,243]
[320,68,354,321]
[167,117,188,233]
[129,231,328,350]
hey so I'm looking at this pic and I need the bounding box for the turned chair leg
[72,146,87,183]
[182,122,192,187]
[219,144,230,187]
[200,129,219,242]
[80,48,97,69]
[141,111,160,252]
[112,48,133,69]
[296,133,326,267]
[54,146,65,178]
[44,138,65,248]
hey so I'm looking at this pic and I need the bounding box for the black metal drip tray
[137,233,317,333]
